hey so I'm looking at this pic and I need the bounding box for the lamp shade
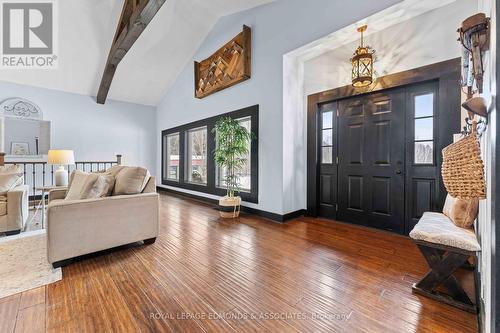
[48,150,75,165]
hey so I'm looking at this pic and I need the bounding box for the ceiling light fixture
[351,25,375,87]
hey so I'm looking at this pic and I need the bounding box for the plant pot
[219,196,241,218]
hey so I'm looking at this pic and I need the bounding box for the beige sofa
[47,176,159,267]
[0,185,29,235]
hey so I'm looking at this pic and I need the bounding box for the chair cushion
[0,174,23,196]
[409,212,480,252]
[113,167,150,195]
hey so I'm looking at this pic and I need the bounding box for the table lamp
[48,150,75,186]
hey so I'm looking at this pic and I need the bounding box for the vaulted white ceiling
[0,0,274,106]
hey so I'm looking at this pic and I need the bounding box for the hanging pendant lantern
[351,25,375,87]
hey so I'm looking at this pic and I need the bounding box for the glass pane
[322,146,333,164]
[322,129,332,146]
[187,127,207,184]
[216,117,251,192]
[322,111,333,129]
[415,141,433,164]
[415,94,433,118]
[165,133,179,180]
[415,118,433,140]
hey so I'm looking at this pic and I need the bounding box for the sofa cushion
[442,194,479,228]
[409,212,480,251]
[0,174,23,196]
[113,167,150,195]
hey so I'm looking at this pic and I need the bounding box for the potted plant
[213,117,252,218]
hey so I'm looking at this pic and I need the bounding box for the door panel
[405,82,440,233]
[337,90,406,233]
[318,102,337,219]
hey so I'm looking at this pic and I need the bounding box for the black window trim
[161,105,259,204]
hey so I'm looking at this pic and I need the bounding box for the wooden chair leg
[413,244,476,313]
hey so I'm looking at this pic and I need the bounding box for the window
[413,93,434,164]
[217,117,251,192]
[161,105,258,203]
[321,110,334,164]
[186,127,208,185]
[164,133,179,181]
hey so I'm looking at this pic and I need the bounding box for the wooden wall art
[194,25,251,99]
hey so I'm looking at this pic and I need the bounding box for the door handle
[396,160,402,175]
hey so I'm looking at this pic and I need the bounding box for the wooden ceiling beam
[97,0,166,104]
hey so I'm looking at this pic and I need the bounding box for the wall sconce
[351,25,375,87]
[462,96,488,137]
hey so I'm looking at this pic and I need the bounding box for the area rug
[0,229,62,299]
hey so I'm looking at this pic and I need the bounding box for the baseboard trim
[475,266,483,332]
[157,186,304,223]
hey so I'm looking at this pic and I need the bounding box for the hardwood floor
[0,193,477,332]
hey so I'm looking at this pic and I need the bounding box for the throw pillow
[66,171,116,200]
[88,174,115,198]
[0,165,24,188]
[113,167,150,195]
[442,194,454,217]
[442,194,479,228]
[0,173,23,195]
[106,165,126,177]
[65,171,100,200]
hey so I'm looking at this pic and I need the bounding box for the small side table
[35,185,67,229]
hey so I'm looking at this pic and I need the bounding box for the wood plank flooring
[0,193,478,332]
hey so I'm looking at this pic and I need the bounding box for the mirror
[0,98,51,157]
[5,118,50,156]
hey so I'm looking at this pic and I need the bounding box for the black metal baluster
[42,163,46,187]
[32,163,35,198]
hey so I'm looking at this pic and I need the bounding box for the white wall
[477,0,496,331]
[156,0,402,215]
[0,81,157,174]
[303,1,477,96]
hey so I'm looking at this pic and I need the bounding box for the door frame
[307,58,461,225]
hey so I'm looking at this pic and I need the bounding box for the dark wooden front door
[337,89,406,233]
[315,82,444,234]
[308,60,461,235]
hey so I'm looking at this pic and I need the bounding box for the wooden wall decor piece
[194,25,251,99]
